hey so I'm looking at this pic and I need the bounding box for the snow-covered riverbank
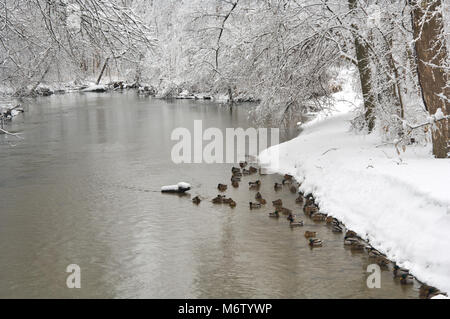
[259,70,450,295]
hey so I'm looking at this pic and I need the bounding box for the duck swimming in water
[290,220,304,227]
[249,180,261,190]
[217,184,227,192]
[309,238,323,247]
[269,211,280,218]
[311,212,326,222]
[304,231,316,238]
[212,195,226,204]
[345,230,357,238]
[344,237,361,246]
[231,167,241,174]
[367,248,383,258]
[419,285,442,299]
[393,265,409,278]
[192,196,201,204]
[279,207,292,215]
[274,183,282,190]
[229,199,237,208]
[272,199,283,207]
[304,205,318,216]
[231,176,241,182]
[295,194,304,204]
[249,202,262,209]
[249,166,258,174]
[282,174,293,185]
[331,224,343,233]
[400,274,415,285]
[232,180,239,188]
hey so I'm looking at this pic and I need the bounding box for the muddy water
[0,93,418,298]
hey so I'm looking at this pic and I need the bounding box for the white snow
[434,108,445,121]
[161,182,191,192]
[177,182,191,189]
[161,185,180,192]
[259,69,450,294]
[431,294,449,299]
[81,84,107,92]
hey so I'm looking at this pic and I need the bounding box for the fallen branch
[0,127,23,139]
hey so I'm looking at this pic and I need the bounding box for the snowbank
[259,69,450,294]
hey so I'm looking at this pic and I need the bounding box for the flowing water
[0,93,419,298]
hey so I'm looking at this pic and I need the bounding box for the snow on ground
[259,69,450,294]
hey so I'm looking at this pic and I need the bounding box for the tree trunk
[96,58,110,85]
[348,0,376,132]
[411,0,449,158]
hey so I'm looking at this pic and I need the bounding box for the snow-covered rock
[161,182,191,193]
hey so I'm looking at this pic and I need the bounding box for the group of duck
[191,162,444,298]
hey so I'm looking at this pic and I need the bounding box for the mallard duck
[222,198,232,204]
[192,196,201,205]
[231,167,240,174]
[419,285,441,299]
[295,194,304,204]
[400,274,415,285]
[331,224,343,233]
[309,238,323,247]
[249,166,258,174]
[257,198,267,205]
[350,241,366,250]
[229,199,237,208]
[242,168,250,175]
[393,265,409,278]
[282,174,293,185]
[345,230,357,238]
[212,195,225,204]
[269,211,280,218]
[344,237,361,246]
[305,199,315,207]
[232,180,239,188]
[255,192,262,200]
[367,248,383,258]
[272,199,283,207]
[374,256,391,268]
[304,205,318,216]
[239,161,248,168]
[249,202,261,209]
[304,231,317,238]
[249,180,261,189]
[274,183,283,190]
[217,184,227,192]
[290,220,304,227]
[311,212,326,222]
[279,207,292,215]
[287,213,295,222]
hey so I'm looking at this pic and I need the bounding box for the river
[0,92,419,298]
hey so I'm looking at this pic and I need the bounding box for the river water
[0,93,419,298]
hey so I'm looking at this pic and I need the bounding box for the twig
[321,147,338,156]
[0,127,23,139]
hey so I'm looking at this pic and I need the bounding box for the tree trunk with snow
[411,0,449,158]
[348,0,376,133]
